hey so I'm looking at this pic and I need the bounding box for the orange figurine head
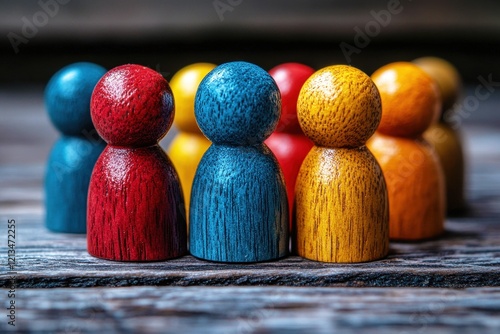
[371,62,441,138]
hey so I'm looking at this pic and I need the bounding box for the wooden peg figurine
[190,61,289,263]
[45,62,106,233]
[414,57,466,214]
[265,63,315,230]
[295,65,389,263]
[368,62,445,240]
[87,64,187,261]
[168,63,216,225]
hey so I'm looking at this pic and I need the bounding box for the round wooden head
[170,63,217,134]
[91,64,174,147]
[297,65,381,148]
[269,63,314,134]
[45,62,106,136]
[195,61,281,145]
[413,56,461,112]
[371,62,441,138]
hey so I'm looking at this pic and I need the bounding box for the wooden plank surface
[0,215,499,289]
[2,286,500,333]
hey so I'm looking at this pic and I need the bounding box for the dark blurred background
[1,0,499,84]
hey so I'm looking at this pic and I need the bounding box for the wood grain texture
[3,122,497,288]
[1,213,500,288]
[297,65,382,148]
[371,62,441,138]
[368,135,446,240]
[194,61,280,146]
[88,64,187,261]
[425,122,466,213]
[265,63,315,228]
[294,147,389,262]
[44,62,107,233]
[3,286,500,333]
[87,146,187,261]
[370,62,445,240]
[190,61,288,262]
[295,65,389,262]
[190,144,289,262]
[90,64,174,147]
[1,86,500,334]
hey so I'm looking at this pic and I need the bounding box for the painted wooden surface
[2,286,500,333]
[425,122,466,213]
[266,131,313,228]
[0,85,499,333]
[369,62,445,240]
[168,63,215,223]
[87,65,187,261]
[265,63,315,228]
[295,65,389,262]
[416,57,466,213]
[1,213,500,288]
[44,62,107,233]
[369,134,445,239]
[190,61,288,262]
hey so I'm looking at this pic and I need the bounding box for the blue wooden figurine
[45,62,106,233]
[190,61,289,262]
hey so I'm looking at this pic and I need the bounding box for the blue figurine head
[45,62,107,136]
[195,61,281,145]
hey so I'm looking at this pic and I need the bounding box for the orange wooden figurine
[295,65,389,263]
[414,57,465,214]
[368,62,445,240]
[168,63,216,224]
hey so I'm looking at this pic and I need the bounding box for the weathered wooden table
[1,86,499,333]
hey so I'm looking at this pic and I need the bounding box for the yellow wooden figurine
[168,63,216,224]
[368,62,445,240]
[295,65,389,263]
[414,57,465,214]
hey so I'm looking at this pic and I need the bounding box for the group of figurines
[45,57,465,263]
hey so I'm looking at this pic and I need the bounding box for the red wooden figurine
[265,63,314,228]
[87,64,187,261]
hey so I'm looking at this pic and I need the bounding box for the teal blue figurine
[45,62,106,233]
[190,61,289,262]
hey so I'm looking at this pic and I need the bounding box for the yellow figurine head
[297,65,382,148]
[170,63,217,134]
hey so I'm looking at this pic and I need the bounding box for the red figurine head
[269,63,315,134]
[91,64,174,147]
